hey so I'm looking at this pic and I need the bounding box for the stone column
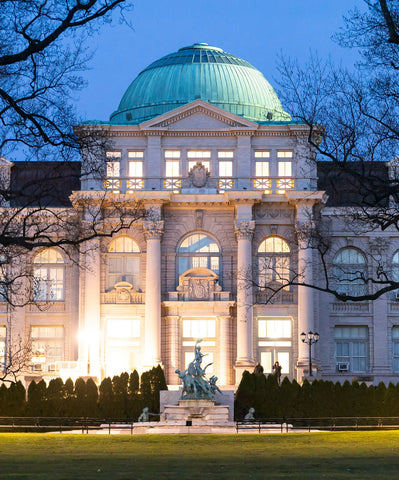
[165,315,180,384]
[219,315,232,386]
[143,220,164,368]
[80,238,101,379]
[296,200,316,379]
[235,220,255,382]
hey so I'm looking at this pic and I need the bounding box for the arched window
[33,248,65,301]
[258,236,290,289]
[177,233,220,276]
[107,236,140,290]
[333,247,367,297]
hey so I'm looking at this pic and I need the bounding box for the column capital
[143,220,164,240]
[235,220,255,240]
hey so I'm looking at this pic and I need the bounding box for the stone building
[2,43,399,386]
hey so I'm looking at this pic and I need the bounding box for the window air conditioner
[337,362,349,372]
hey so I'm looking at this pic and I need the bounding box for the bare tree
[267,0,399,302]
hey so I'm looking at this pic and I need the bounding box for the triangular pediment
[139,100,258,130]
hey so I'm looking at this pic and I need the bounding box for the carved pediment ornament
[113,281,135,303]
[176,268,222,301]
[189,163,209,188]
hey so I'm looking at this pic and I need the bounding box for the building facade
[2,43,399,386]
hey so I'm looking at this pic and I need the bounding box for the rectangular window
[106,151,121,159]
[217,151,234,158]
[165,150,181,159]
[182,319,216,339]
[219,161,233,177]
[335,326,368,373]
[31,325,64,364]
[107,319,140,339]
[255,151,270,158]
[393,326,399,372]
[277,151,293,158]
[278,161,292,177]
[128,161,143,177]
[0,326,5,366]
[258,319,292,375]
[255,162,270,177]
[106,161,120,178]
[165,161,180,177]
[128,151,144,159]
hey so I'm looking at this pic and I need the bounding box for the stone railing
[255,291,295,305]
[28,302,67,312]
[101,290,145,304]
[330,302,371,314]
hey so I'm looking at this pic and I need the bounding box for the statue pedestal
[161,399,230,426]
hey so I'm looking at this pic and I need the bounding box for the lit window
[33,249,65,301]
[0,326,5,366]
[219,161,232,177]
[333,248,367,297]
[31,325,64,364]
[127,161,144,191]
[183,319,216,338]
[254,151,270,158]
[107,236,140,290]
[218,151,234,158]
[166,161,180,177]
[106,151,121,159]
[178,233,220,276]
[128,161,143,177]
[188,151,211,171]
[278,161,292,177]
[106,161,120,178]
[255,162,269,177]
[392,327,399,372]
[107,319,140,338]
[277,161,293,193]
[258,236,290,289]
[277,151,293,158]
[165,150,181,159]
[105,153,121,193]
[335,326,368,373]
[258,318,292,374]
[128,151,144,158]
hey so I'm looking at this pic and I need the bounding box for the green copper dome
[110,43,291,125]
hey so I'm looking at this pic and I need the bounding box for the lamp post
[300,331,319,377]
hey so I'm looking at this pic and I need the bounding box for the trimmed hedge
[0,366,167,419]
[235,372,399,419]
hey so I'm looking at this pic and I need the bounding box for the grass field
[0,431,398,479]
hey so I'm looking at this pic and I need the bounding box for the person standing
[272,361,282,384]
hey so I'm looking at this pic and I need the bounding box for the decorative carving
[143,220,164,240]
[254,204,294,220]
[102,281,144,304]
[188,163,210,188]
[369,237,387,255]
[194,209,204,228]
[235,220,255,240]
[174,268,226,301]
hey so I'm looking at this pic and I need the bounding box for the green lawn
[0,431,398,479]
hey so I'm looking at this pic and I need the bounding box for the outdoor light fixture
[300,330,319,377]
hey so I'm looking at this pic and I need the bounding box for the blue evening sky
[78,0,365,123]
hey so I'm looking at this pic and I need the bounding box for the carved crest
[189,163,209,188]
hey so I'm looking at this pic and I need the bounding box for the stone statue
[138,407,150,422]
[244,407,255,420]
[176,339,221,400]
